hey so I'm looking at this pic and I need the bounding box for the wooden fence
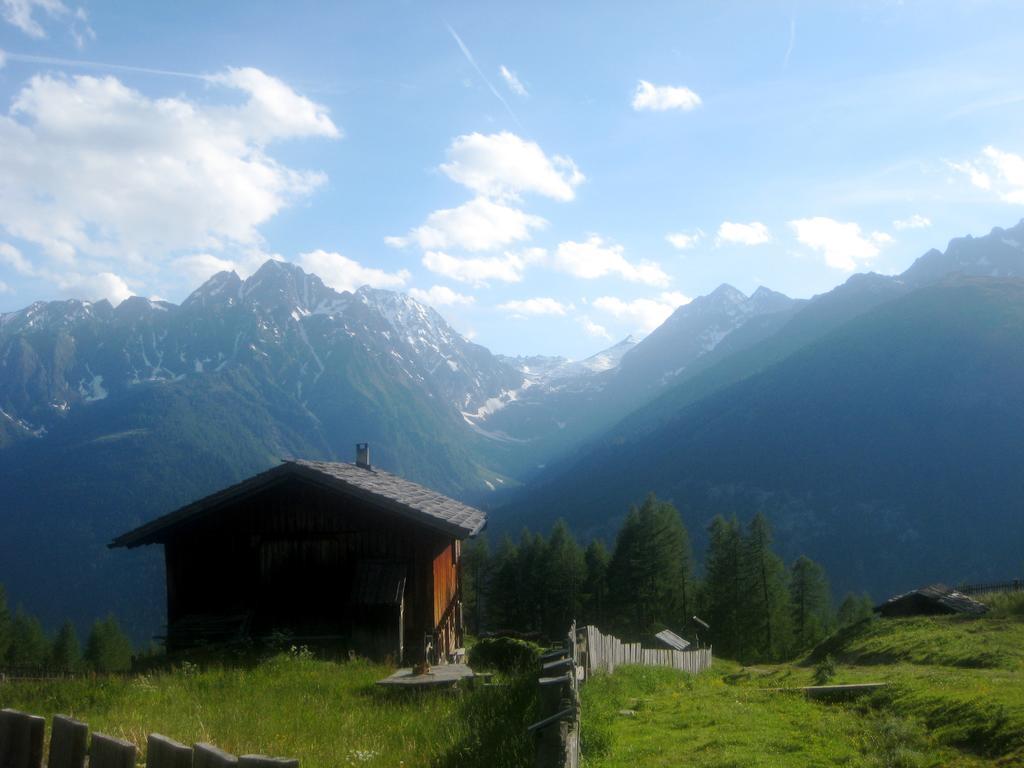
[578,625,712,678]
[0,709,298,768]
[527,623,712,768]
[528,621,581,768]
[956,579,1023,596]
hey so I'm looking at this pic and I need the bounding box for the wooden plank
[147,734,193,768]
[0,708,16,768]
[238,757,299,768]
[90,733,137,768]
[0,709,45,768]
[193,744,238,768]
[48,716,89,768]
[803,683,888,700]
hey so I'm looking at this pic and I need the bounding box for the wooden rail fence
[0,709,298,768]
[957,579,1023,596]
[528,623,712,768]
[528,621,581,768]
[579,625,712,678]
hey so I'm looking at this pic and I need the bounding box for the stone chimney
[356,443,371,469]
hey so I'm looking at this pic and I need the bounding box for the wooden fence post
[89,733,136,768]
[238,757,299,768]
[147,734,193,768]
[48,716,89,768]
[0,709,45,768]
[193,743,238,768]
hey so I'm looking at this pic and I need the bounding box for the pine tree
[0,585,11,664]
[84,615,133,673]
[540,520,586,638]
[486,535,521,630]
[50,620,82,672]
[741,513,793,661]
[461,534,491,636]
[837,592,875,628]
[582,540,611,628]
[516,530,548,633]
[704,515,744,659]
[7,608,50,668]
[608,495,692,639]
[789,556,833,652]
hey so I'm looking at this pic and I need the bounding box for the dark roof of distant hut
[110,459,487,548]
[876,583,989,617]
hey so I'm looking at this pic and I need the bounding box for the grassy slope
[0,654,535,768]
[582,596,1024,767]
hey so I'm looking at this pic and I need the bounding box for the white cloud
[205,67,342,142]
[554,236,669,286]
[944,145,1024,201]
[171,253,244,285]
[408,285,475,306]
[789,217,891,271]
[421,247,545,286]
[298,250,410,293]
[716,221,771,246]
[892,214,932,231]
[499,65,527,97]
[580,317,611,340]
[439,132,584,202]
[0,69,340,284]
[387,197,547,252]
[976,146,1024,204]
[666,229,704,250]
[0,242,35,275]
[58,271,132,305]
[592,291,692,333]
[947,159,992,191]
[0,279,8,293]
[0,241,133,303]
[3,0,64,37]
[1,0,93,45]
[498,297,571,316]
[0,49,6,69]
[632,80,702,112]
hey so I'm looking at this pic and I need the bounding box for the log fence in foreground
[528,623,713,768]
[0,709,298,768]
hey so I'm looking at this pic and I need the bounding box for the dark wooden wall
[161,476,462,659]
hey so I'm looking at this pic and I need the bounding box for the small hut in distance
[876,583,989,618]
[110,446,486,663]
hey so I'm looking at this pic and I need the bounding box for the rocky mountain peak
[902,218,1024,286]
[182,270,242,309]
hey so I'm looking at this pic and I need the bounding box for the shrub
[468,637,541,673]
[814,653,837,685]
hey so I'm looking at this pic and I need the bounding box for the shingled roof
[876,583,989,616]
[109,459,487,548]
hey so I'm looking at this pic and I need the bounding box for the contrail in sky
[783,16,796,69]
[444,22,522,128]
[1,51,206,79]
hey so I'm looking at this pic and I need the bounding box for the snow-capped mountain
[0,261,520,449]
[498,335,638,390]
[614,284,799,391]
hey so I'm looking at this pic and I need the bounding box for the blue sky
[1,1,1024,357]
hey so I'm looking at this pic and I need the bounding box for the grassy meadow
[4,594,1023,768]
[0,652,536,768]
[581,593,1024,767]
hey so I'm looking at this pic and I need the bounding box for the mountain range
[2,221,1024,639]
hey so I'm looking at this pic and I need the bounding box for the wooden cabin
[876,583,988,618]
[110,451,486,662]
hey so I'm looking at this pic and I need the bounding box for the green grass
[0,652,536,768]
[582,608,1024,767]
